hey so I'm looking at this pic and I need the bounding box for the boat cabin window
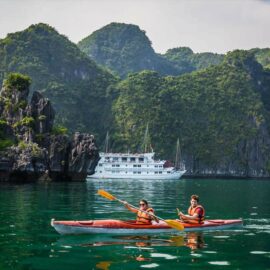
[122,157,127,162]
[99,164,103,166]
[105,157,110,161]
[130,157,136,162]
[138,158,144,162]
[113,157,118,161]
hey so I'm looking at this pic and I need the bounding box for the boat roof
[100,152,155,158]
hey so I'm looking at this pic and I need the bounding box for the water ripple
[208,261,231,265]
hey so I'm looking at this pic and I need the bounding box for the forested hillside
[112,51,270,177]
[78,23,179,78]
[163,47,224,73]
[78,23,226,78]
[0,23,117,138]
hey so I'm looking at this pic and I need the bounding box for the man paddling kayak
[124,199,159,224]
[178,195,205,224]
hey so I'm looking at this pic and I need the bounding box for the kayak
[51,219,243,235]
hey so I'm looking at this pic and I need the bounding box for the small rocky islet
[0,73,99,182]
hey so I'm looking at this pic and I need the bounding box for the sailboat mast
[143,124,149,153]
[105,131,109,153]
[175,138,180,170]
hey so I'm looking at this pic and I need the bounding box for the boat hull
[87,171,186,180]
[51,219,243,235]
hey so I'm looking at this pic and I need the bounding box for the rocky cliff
[0,73,99,182]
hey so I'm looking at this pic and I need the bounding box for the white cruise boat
[87,151,186,180]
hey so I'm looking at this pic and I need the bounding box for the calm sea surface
[0,178,270,270]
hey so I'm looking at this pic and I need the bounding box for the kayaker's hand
[179,212,185,218]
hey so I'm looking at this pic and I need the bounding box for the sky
[0,0,270,54]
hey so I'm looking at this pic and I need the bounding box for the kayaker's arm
[148,210,159,223]
[178,207,195,220]
[179,211,199,220]
[123,201,138,213]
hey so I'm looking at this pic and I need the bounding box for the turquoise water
[0,179,270,269]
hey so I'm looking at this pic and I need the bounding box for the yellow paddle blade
[97,189,116,201]
[164,219,184,231]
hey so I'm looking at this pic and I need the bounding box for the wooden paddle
[97,189,184,231]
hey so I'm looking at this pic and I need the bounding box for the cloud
[257,0,270,3]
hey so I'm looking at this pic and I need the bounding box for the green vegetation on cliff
[78,22,178,78]
[0,23,117,139]
[163,47,224,73]
[78,23,224,78]
[0,120,13,150]
[251,48,270,70]
[3,73,31,92]
[112,51,270,171]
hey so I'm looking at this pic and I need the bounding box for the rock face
[0,73,99,182]
[184,120,270,178]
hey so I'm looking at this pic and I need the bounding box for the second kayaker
[177,194,205,224]
[124,199,159,224]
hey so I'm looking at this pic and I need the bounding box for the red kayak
[51,219,243,235]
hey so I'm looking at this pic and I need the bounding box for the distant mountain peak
[4,23,59,41]
[78,22,178,78]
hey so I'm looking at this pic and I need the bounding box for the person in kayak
[124,199,159,224]
[177,195,205,224]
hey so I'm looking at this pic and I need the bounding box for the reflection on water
[55,231,205,251]
[90,232,206,269]
[173,232,205,250]
[96,261,112,270]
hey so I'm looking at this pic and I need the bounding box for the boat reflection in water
[54,232,205,250]
[170,232,205,250]
[54,232,205,269]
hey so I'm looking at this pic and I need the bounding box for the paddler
[177,194,205,224]
[124,199,159,224]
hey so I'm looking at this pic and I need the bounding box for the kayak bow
[51,219,243,235]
